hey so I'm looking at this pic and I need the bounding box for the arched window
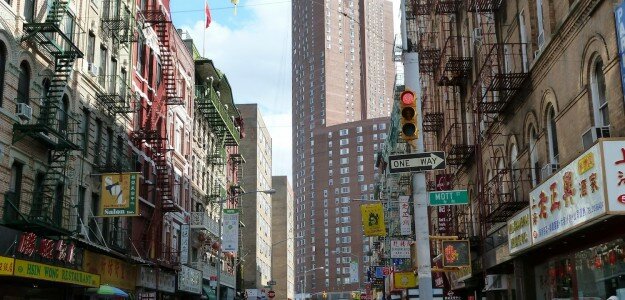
[546,106,559,165]
[510,144,520,201]
[42,78,51,98]
[17,61,30,105]
[0,42,6,106]
[529,125,539,186]
[590,58,609,127]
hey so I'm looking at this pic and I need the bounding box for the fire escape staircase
[7,0,83,235]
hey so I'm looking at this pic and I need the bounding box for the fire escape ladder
[466,0,503,12]
[102,0,136,43]
[438,36,472,86]
[434,0,460,14]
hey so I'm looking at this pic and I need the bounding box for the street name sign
[389,152,446,174]
[429,190,469,206]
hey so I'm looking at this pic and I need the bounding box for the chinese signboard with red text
[398,195,412,235]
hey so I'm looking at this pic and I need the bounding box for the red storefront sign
[17,232,77,264]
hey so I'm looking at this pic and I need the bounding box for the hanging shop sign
[181,225,190,264]
[390,240,411,259]
[441,240,470,269]
[0,256,14,275]
[83,251,136,290]
[528,140,625,246]
[507,208,532,255]
[14,232,82,268]
[100,172,140,217]
[178,265,202,294]
[136,266,175,292]
[222,209,240,253]
[398,196,412,236]
[393,272,417,289]
[435,174,453,191]
[13,258,100,287]
[360,203,387,236]
[437,206,451,235]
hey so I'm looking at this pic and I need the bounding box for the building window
[0,42,6,106]
[529,126,539,186]
[94,119,103,165]
[82,108,90,155]
[590,58,609,127]
[58,94,69,134]
[8,162,24,215]
[99,45,108,86]
[24,0,35,22]
[17,61,30,104]
[546,106,559,165]
[536,0,545,49]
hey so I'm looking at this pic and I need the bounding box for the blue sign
[615,2,625,106]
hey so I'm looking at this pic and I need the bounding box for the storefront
[508,139,625,299]
[0,227,100,299]
[83,250,137,298]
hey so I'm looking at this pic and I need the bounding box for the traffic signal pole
[402,1,433,299]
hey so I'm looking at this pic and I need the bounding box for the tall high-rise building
[292,0,395,297]
[271,176,295,300]
[237,104,274,290]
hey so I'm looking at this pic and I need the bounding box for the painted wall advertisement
[398,196,412,236]
[222,209,240,253]
[390,240,411,259]
[360,203,386,236]
[83,251,136,290]
[178,265,202,294]
[99,172,140,217]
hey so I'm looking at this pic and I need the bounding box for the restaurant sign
[507,208,532,255]
[13,258,100,287]
[15,232,81,267]
[529,140,625,246]
[390,240,411,259]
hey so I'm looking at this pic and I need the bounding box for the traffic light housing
[399,90,418,141]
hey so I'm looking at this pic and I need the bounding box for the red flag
[205,0,212,28]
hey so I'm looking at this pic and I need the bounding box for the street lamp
[302,266,325,300]
[216,189,276,300]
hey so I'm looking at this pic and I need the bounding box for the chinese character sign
[100,172,140,217]
[603,141,625,212]
[360,203,386,236]
[507,208,532,255]
[390,240,411,259]
[398,196,412,236]
[529,145,606,245]
[222,209,239,253]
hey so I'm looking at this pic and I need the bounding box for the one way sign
[389,152,446,174]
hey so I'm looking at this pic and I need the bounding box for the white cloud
[181,0,292,177]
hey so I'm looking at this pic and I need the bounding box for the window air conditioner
[541,163,559,180]
[582,126,610,149]
[16,103,32,121]
[87,63,99,77]
[484,274,509,291]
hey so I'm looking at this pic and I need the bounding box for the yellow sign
[0,256,14,275]
[393,272,417,289]
[14,259,100,287]
[577,152,595,175]
[83,251,136,290]
[100,172,140,217]
[361,203,387,236]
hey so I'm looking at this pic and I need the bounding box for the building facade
[271,175,295,300]
[292,0,395,297]
[237,104,274,290]
[374,0,625,299]
[0,0,245,299]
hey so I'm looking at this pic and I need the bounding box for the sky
[171,0,401,179]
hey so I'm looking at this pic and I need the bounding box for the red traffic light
[400,90,416,106]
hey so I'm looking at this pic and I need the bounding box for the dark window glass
[17,61,30,104]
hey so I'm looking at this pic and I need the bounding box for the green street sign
[429,190,469,206]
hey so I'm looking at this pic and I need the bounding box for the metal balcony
[96,75,132,115]
[189,212,220,236]
[466,0,503,12]
[195,85,240,146]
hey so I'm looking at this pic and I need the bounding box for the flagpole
[203,27,206,57]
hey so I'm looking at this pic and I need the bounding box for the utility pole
[401,1,433,299]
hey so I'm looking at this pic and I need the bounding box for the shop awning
[86,285,129,298]
[203,286,217,300]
